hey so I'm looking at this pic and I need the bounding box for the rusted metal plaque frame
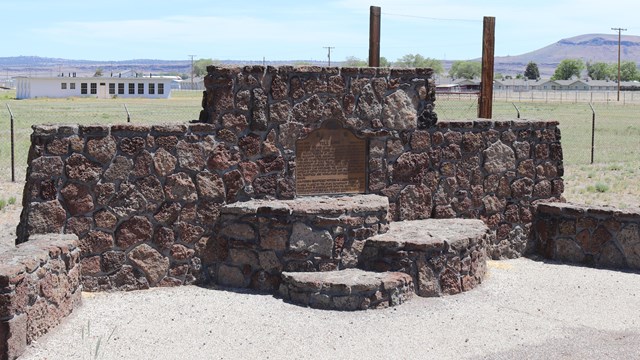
[295,126,367,196]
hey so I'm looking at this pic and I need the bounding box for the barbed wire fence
[0,90,202,182]
[493,90,640,104]
[1,89,639,183]
[436,91,640,165]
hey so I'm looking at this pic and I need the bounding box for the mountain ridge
[492,33,640,76]
[2,34,640,77]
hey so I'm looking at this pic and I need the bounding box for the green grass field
[438,96,640,164]
[0,90,202,181]
[0,89,638,207]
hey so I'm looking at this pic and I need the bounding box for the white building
[15,74,177,99]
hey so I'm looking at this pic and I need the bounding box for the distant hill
[0,56,184,66]
[3,34,640,78]
[493,33,640,77]
[0,56,327,77]
[0,56,204,77]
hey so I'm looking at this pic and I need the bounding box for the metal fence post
[589,102,596,164]
[5,104,15,182]
[512,103,520,119]
[124,104,131,122]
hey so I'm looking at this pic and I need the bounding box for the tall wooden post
[478,16,495,119]
[612,27,627,101]
[368,6,381,67]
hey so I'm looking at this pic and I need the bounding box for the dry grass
[563,160,640,209]
[0,90,202,182]
[0,181,24,251]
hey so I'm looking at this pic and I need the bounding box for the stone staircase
[216,194,490,310]
[279,269,414,311]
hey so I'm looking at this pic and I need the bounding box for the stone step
[360,219,490,297]
[279,268,413,311]
[215,194,390,291]
[221,194,390,218]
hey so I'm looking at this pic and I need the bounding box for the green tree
[619,61,639,81]
[586,62,614,80]
[193,58,221,77]
[344,56,368,67]
[449,61,481,79]
[394,54,444,74]
[93,68,103,77]
[344,56,390,67]
[551,59,584,80]
[524,61,540,80]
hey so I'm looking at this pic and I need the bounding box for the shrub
[595,182,610,193]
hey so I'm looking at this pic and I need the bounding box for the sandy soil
[18,259,640,359]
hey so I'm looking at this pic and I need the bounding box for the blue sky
[3,0,639,62]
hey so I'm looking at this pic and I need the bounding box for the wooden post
[478,16,495,119]
[368,6,381,67]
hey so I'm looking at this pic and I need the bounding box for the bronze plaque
[295,127,366,195]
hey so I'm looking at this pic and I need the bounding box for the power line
[382,12,481,23]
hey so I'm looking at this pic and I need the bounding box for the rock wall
[0,234,81,360]
[17,66,564,291]
[534,202,640,270]
[200,66,564,258]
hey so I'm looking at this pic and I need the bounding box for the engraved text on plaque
[295,127,366,195]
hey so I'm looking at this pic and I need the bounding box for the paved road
[21,258,640,359]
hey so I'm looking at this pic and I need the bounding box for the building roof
[15,75,177,81]
[436,84,461,88]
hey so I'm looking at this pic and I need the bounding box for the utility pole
[611,27,627,101]
[323,46,335,66]
[368,6,381,67]
[188,54,196,90]
[478,16,496,119]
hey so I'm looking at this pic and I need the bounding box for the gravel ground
[3,181,639,359]
[18,258,640,360]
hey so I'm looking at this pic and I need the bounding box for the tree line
[179,56,640,83]
[551,59,640,81]
[180,55,482,80]
[504,60,640,82]
[344,54,481,80]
